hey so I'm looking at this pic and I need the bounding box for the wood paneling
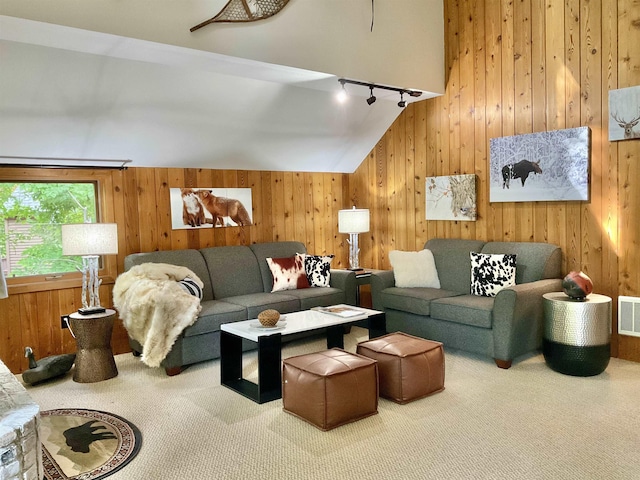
[1,0,638,372]
[354,0,640,362]
[617,0,640,360]
[0,167,350,373]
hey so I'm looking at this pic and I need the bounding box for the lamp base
[78,306,106,315]
[347,267,365,272]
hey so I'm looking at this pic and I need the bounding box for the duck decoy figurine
[22,347,75,385]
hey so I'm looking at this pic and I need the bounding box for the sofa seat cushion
[379,287,463,316]
[278,286,345,310]
[430,295,495,328]
[222,292,300,318]
[183,300,247,337]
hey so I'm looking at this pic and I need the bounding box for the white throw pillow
[389,249,441,288]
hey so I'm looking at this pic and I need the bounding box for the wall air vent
[618,296,640,337]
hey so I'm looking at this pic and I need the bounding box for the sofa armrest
[370,270,396,311]
[492,278,563,361]
[329,269,357,306]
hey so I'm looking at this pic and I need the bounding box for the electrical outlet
[61,315,69,329]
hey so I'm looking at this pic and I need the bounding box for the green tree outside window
[0,182,97,278]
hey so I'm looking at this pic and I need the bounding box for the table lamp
[62,223,118,315]
[338,206,370,270]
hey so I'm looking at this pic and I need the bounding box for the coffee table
[220,305,386,403]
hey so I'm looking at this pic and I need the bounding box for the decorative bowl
[258,309,280,326]
[562,271,593,301]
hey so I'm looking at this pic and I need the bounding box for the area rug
[40,408,142,480]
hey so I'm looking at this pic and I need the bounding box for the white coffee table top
[221,304,382,342]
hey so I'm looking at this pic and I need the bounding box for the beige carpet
[22,328,640,480]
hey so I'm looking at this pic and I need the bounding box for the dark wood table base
[220,313,386,404]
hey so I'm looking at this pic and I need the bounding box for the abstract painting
[170,188,253,230]
[609,85,640,141]
[489,127,590,203]
[426,174,477,221]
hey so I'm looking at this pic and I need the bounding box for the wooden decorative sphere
[258,309,280,326]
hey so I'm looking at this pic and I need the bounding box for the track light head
[398,92,406,108]
[366,86,376,105]
[336,81,348,103]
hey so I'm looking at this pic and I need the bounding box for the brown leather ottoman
[282,348,378,431]
[357,332,444,404]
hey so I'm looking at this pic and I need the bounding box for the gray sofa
[371,238,562,368]
[123,241,356,375]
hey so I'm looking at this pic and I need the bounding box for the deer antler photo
[611,110,640,139]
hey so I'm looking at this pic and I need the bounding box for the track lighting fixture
[336,80,348,103]
[367,86,377,105]
[337,78,422,108]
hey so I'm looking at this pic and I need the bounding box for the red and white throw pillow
[266,254,310,292]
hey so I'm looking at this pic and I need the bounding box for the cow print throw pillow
[266,254,310,292]
[470,252,517,297]
[301,254,334,287]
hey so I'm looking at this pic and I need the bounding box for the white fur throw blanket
[113,263,204,368]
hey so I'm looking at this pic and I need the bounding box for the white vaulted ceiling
[0,2,444,172]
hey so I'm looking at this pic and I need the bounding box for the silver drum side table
[542,292,612,376]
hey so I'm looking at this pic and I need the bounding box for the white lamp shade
[62,223,119,256]
[338,208,370,234]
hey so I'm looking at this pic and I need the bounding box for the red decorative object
[562,271,593,300]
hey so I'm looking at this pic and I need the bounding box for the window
[0,167,118,294]
[1,182,98,278]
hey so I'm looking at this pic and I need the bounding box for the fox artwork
[180,188,206,227]
[196,189,252,227]
[172,188,253,229]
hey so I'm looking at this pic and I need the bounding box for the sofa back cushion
[424,238,486,293]
[200,245,264,299]
[481,242,561,284]
[249,241,307,292]
[124,249,214,301]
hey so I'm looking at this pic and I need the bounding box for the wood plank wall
[351,0,640,362]
[1,0,638,373]
[0,168,352,373]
